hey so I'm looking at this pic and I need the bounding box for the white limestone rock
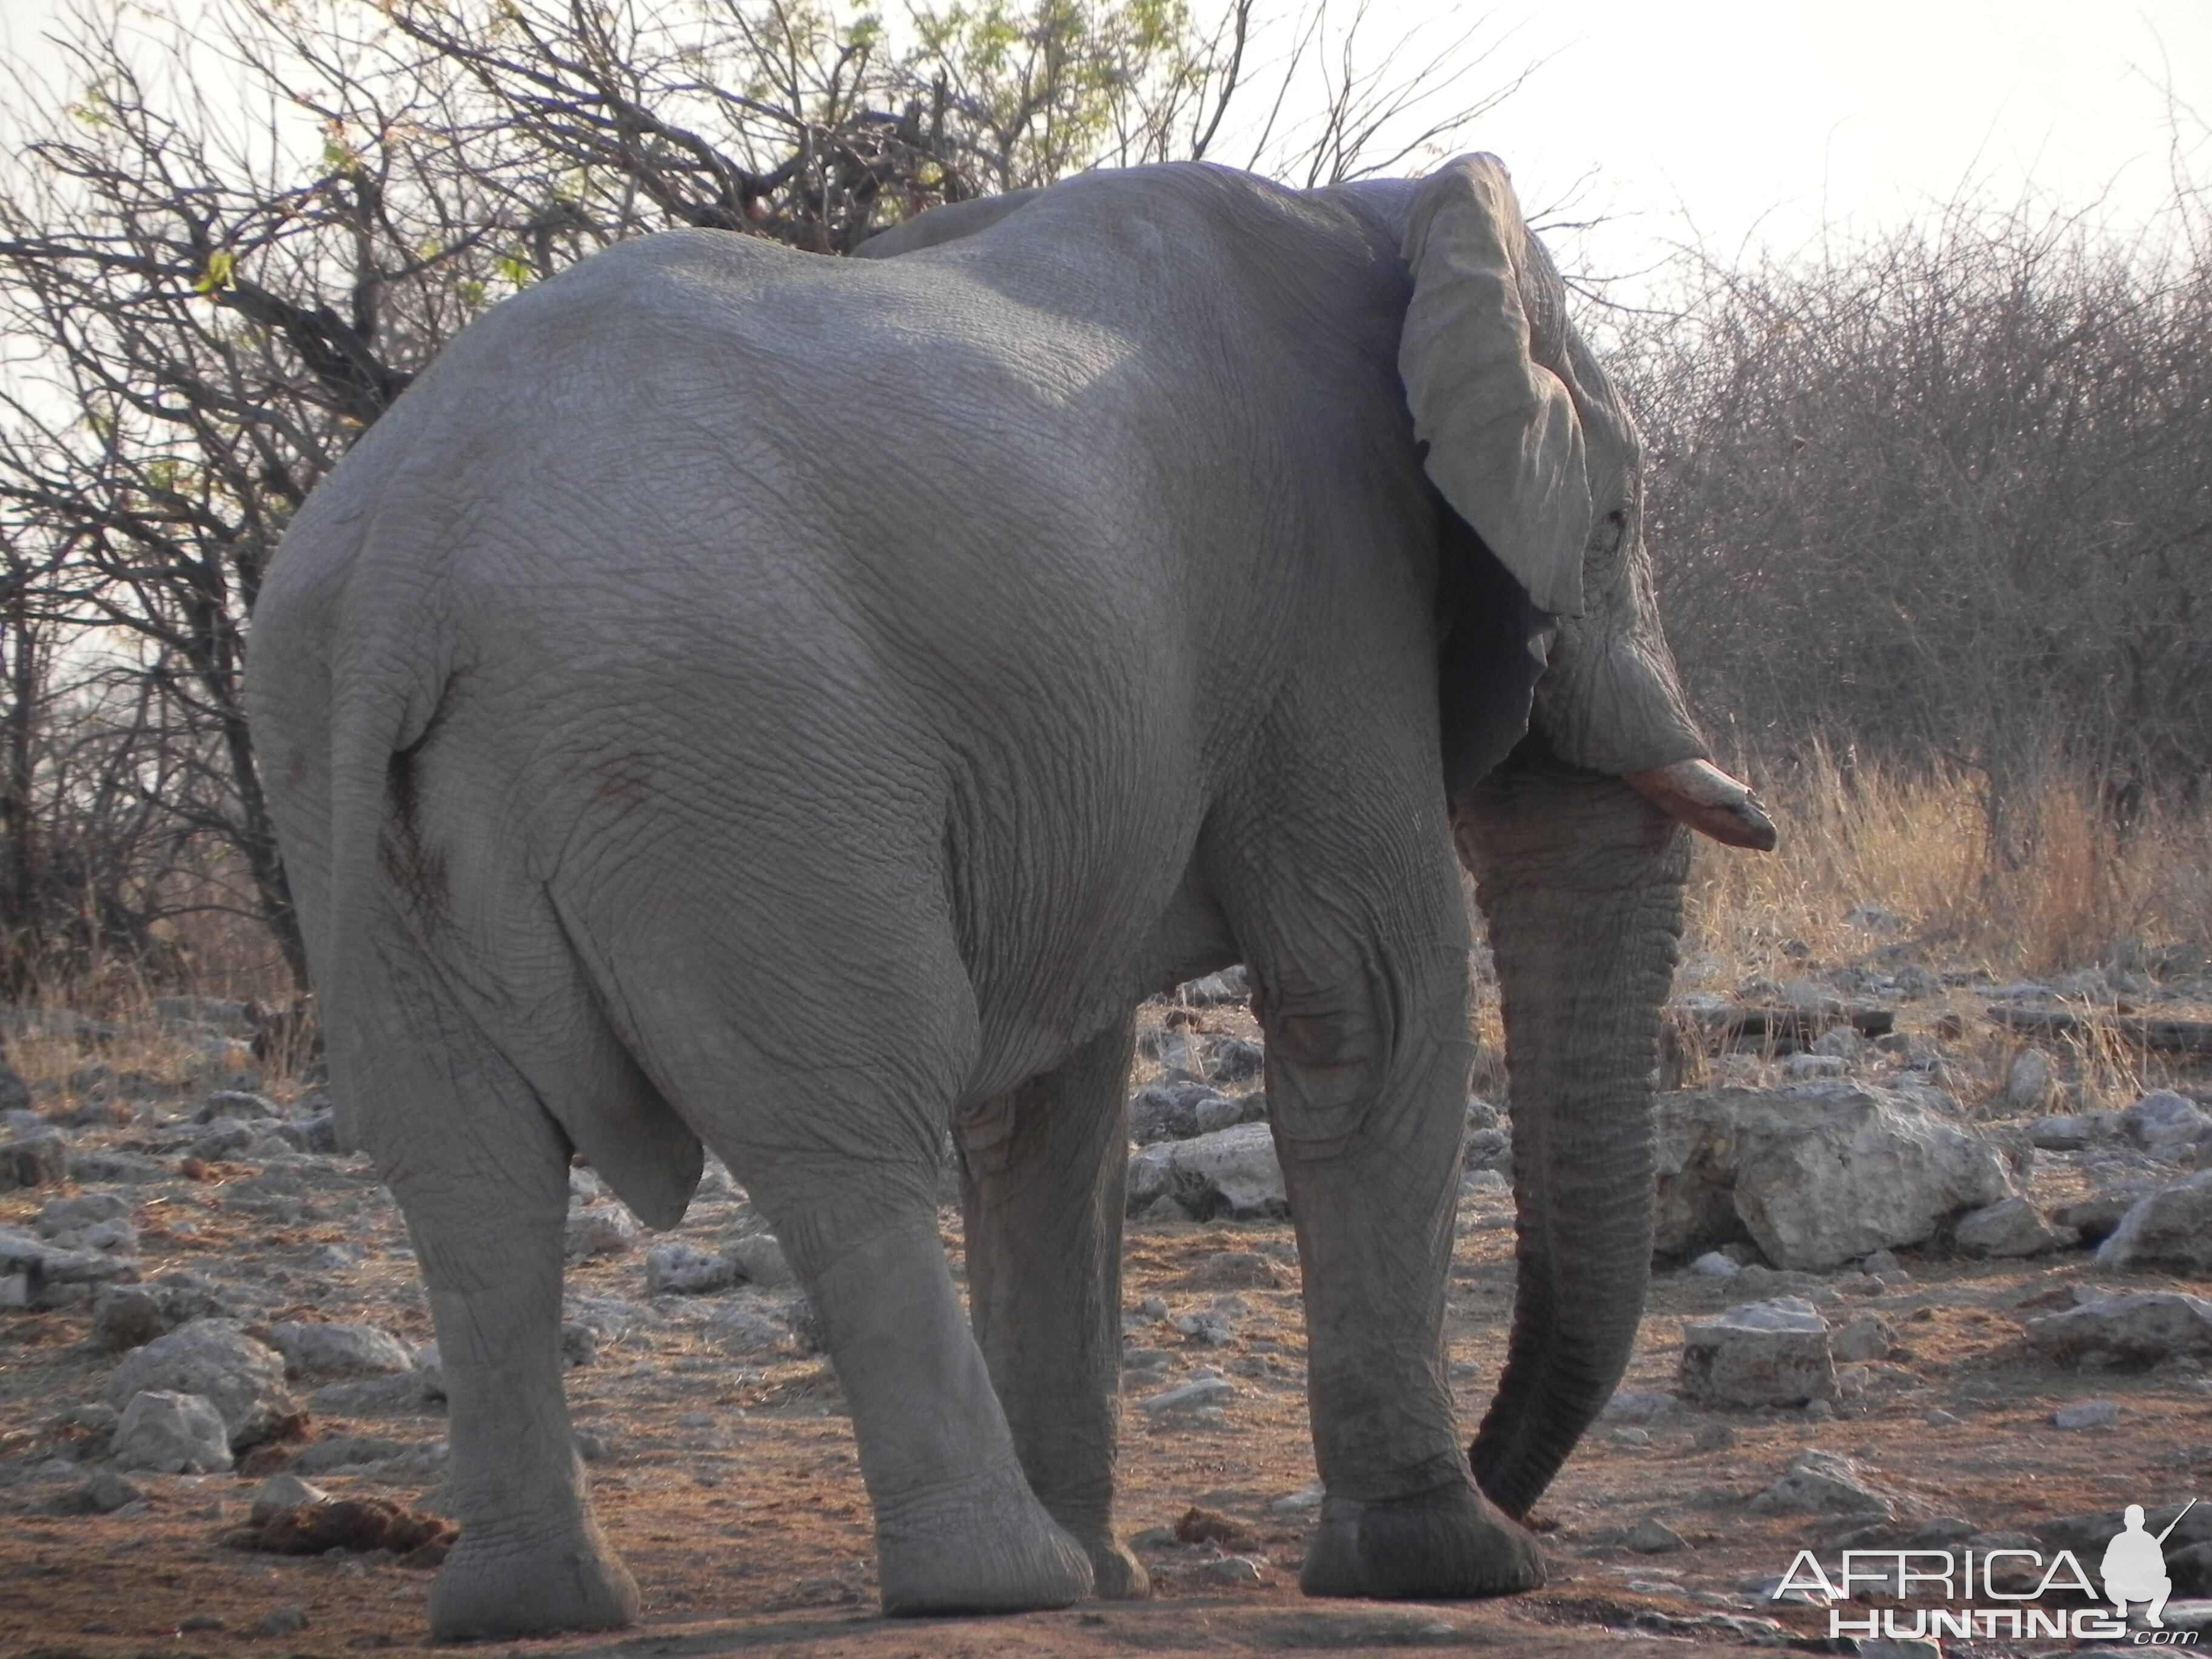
[104,1318,294,1447]
[1127,1122,1287,1219]
[112,1389,233,1473]
[1654,1082,2011,1270]
[2097,1171,2212,1274]
[1678,1296,1837,1407]
[266,1321,416,1377]
[1954,1196,2074,1258]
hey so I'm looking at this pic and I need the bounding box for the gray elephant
[247,152,1772,1640]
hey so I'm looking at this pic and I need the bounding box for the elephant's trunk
[1452,742,1689,1518]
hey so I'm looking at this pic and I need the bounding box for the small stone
[1201,1555,1266,1583]
[1803,1398,1836,1421]
[1812,1026,1868,1060]
[1689,1251,1741,1279]
[1139,1376,1236,1416]
[1170,1309,1237,1346]
[1856,1639,1939,1659]
[1194,1093,1243,1134]
[1626,1518,1686,1553]
[1178,967,1249,1007]
[35,1192,130,1234]
[1679,1297,1837,1407]
[193,1090,280,1124]
[563,1204,640,1258]
[644,1241,739,1296]
[0,1127,67,1190]
[253,1606,309,1637]
[250,1472,330,1524]
[1270,1481,1325,1513]
[1127,1122,1286,1219]
[267,1322,415,1377]
[2023,1291,2212,1365]
[1692,1422,1737,1450]
[47,1467,147,1515]
[186,1121,257,1162]
[2003,1049,2057,1113]
[1196,1036,1265,1084]
[728,1233,795,1287]
[1600,1389,1684,1424]
[1924,1409,1963,1427]
[90,1287,173,1352]
[1128,1079,1232,1145]
[2098,1171,2212,1273]
[2122,1091,2212,1159]
[67,1147,169,1184]
[1831,1313,1893,1362]
[104,1318,294,1448]
[2053,1398,2119,1429]
[2028,1114,2093,1151]
[1747,1449,1899,1517]
[561,1321,600,1366]
[1954,1196,2073,1258]
[113,1389,233,1473]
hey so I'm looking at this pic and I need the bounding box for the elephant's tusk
[1624,759,1779,851]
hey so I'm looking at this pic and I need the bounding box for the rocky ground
[3,964,2212,1658]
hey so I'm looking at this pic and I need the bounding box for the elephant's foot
[427,1518,640,1641]
[1080,1532,1153,1600]
[877,1464,1096,1615]
[1299,1480,1545,1600]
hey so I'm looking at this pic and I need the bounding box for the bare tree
[1626,184,2212,843]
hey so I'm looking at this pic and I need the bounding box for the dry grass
[1684,745,2212,987]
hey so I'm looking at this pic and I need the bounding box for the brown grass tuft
[1685,745,2212,985]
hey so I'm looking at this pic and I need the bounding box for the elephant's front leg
[1246,930,1543,1599]
[957,1019,1149,1598]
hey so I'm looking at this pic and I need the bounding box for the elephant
[246,151,1774,1640]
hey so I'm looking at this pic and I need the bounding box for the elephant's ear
[1399,154,1589,618]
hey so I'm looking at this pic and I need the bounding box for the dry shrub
[1685,744,2212,984]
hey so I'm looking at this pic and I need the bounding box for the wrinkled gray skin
[248,155,1766,1640]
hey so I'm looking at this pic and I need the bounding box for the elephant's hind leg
[790,1207,1097,1614]
[959,1018,1150,1598]
[591,896,1094,1616]
[363,948,637,1640]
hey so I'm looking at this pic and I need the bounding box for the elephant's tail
[251,537,466,1159]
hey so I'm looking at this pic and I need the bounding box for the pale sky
[1453,1,2212,295]
[4,0,2208,303]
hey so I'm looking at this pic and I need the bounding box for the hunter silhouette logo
[2104,1500,2194,1628]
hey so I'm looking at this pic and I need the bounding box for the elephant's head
[1388,155,1774,1515]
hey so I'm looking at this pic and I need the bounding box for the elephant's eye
[1603,508,1628,548]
